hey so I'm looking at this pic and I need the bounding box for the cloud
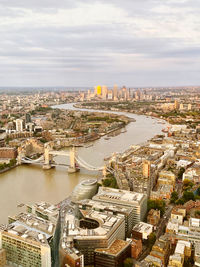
[0,0,199,86]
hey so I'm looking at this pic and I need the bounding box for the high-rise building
[15,119,23,132]
[96,85,102,95]
[107,90,113,100]
[25,113,31,123]
[93,187,147,226]
[0,213,53,267]
[113,84,118,100]
[102,85,108,100]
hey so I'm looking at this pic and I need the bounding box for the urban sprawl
[1,85,200,267]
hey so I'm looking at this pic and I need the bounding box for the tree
[183,179,194,190]
[176,198,185,205]
[183,191,195,202]
[170,191,179,203]
[123,258,133,267]
[147,200,166,216]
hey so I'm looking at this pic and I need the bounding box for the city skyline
[0,0,200,87]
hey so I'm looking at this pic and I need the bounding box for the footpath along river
[0,103,165,223]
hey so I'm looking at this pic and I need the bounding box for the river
[0,103,165,224]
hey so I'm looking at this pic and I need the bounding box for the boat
[85,144,93,148]
[104,137,110,140]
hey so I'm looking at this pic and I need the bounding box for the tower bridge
[18,146,105,174]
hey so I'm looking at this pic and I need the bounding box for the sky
[0,0,200,87]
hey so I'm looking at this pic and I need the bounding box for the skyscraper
[96,85,102,95]
[113,84,118,100]
[102,85,108,100]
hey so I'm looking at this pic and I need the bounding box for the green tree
[170,191,179,203]
[123,257,133,267]
[183,191,195,202]
[175,198,185,205]
[147,200,166,216]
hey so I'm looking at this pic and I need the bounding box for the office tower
[96,85,102,95]
[107,90,113,100]
[122,86,127,100]
[102,85,108,100]
[76,199,134,237]
[0,213,53,267]
[113,84,118,100]
[62,210,125,265]
[93,187,147,226]
[15,119,23,132]
[25,113,31,123]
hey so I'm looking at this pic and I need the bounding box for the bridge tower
[43,146,53,170]
[17,147,23,165]
[68,146,79,173]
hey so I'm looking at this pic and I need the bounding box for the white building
[15,119,23,132]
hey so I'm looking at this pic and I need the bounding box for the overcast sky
[0,0,200,87]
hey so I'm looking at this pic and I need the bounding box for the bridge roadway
[21,152,105,172]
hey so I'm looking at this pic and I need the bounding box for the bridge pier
[68,147,79,173]
[43,146,53,170]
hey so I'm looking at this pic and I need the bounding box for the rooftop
[93,187,146,204]
[95,239,131,256]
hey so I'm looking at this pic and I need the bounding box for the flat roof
[93,187,145,204]
[95,239,130,256]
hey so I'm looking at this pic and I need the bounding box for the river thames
[0,103,165,223]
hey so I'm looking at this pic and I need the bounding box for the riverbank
[74,102,167,125]
[0,103,165,224]
[0,164,17,174]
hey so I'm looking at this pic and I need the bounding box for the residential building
[131,238,142,259]
[132,222,153,240]
[147,209,160,226]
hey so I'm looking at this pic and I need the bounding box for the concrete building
[195,242,200,267]
[15,119,23,132]
[131,238,142,259]
[170,207,186,225]
[0,249,6,267]
[132,222,153,240]
[150,235,170,266]
[0,213,52,267]
[75,199,134,237]
[0,147,17,159]
[61,209,126,265]
[93,187,147,226]
[94,239,131,267]
[147,209,160,226]
[113,84,118,100]
[26,202,59,224]
[102,85,108,100]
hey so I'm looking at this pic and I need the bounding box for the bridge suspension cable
[75,156,103,171]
